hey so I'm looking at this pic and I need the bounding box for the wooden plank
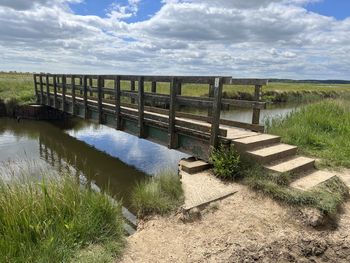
[115,76,122,130]
[53,75,58,108]
[62,75,66,111]
[138,77,145,138]
[210,77,223,148]
[131,80,136,104]
[229,79,268,86]
[252,85,262,125]
[97,76,103,124]
[168,77,178,149]
[83,75,88,119]
[71,75,76,115]
[39,74,44,104]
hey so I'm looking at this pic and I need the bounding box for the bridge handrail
[34,73,267,149]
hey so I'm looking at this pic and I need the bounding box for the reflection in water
[0,118,188,210]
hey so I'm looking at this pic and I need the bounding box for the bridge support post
[33,74,39,103]
[131,80,136,104]
[46,74,50,106]
[115,76,122,130]
[138,77,145,138]
[168,77,179,149]
[62,75,66,112]
[151,81,156,107]
[53,75,57,108]
[252,85,262,125]
[72,75,76,115]
[207,83,214,118]
[89,77,93,97]
[209,77,223,148]
[39,74,44,104]
[83,75,88,119]
[97,76,103,124]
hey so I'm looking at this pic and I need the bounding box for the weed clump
[210,145,241,180]
[131,171,184,217]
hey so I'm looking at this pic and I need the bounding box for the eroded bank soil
[120,183,350,263]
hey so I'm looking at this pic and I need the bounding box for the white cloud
[0,0,349,79]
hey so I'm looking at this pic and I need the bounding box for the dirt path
[119,183,350,263]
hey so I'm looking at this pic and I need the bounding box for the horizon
[0,0,349,79]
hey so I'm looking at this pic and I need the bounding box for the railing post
[53,75,57,108]
[79,77,83,95]
[207,83,214,118]
[131,80,136,104]
[97,76,103,124]
[151,81,156,107]
[62,75,66,111]
[210,77,223,148]
[138,77,145,138]
[39,74,44,104]
[83,75,88,119]
[89,77,93,97]
[115,76,122,130]
[72,75,76,115]
[33,74,39,103]
[168,77,178,149]
[46,74,50,106]
[252,85,262,125]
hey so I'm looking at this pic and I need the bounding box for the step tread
[291,170,337,191]
[265,156,315,173]
[233,134,280,145]
[248,143,297,157]
[180,159,211,174]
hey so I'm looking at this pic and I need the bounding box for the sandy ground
[119,182,350,263]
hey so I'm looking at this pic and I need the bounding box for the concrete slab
[233,134,280,151]
[291,170,337,191]
[247,143,297,164]
[180,159,211,174]
[180,170,238,211]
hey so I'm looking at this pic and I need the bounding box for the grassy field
[0,174,125,263]
[267,100,350,168]
[1,72,350,104]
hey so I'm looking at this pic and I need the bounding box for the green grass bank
[0,175,125,263]
[267,100,350,168]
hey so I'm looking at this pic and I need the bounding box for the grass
[0,174,125,263]
[267,100,350,168]
[241,163,348,216]
[131,171,184,217]
[0,72,35,104]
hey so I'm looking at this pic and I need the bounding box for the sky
[0,0,349,79]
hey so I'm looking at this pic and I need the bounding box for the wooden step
[233,134,281,152]
[290,170,337,191]
[246,143,297,164]
[180,160,211,174]
[265,156,315,174]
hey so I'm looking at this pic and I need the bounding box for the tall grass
[131,171,184,217]
[267,100,350,168]
[0,175,125,263]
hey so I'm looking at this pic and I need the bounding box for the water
[0,118,188,210]
[0,103,301,209]
[181,103,300,125]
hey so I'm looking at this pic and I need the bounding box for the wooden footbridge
[34,73,267,160]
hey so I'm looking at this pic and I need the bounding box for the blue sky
[70,0,163,22]
[70,0,350,21]
[307,0,350,20]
